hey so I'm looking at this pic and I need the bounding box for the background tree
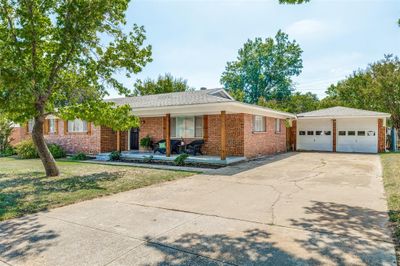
[0,0,152,176]
[0,116,13,154]
[323,55,400,128]
[258,91,319,114]
[220,30,303,104]
[132,73,192,96]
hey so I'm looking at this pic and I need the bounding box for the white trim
[297,115,391,119]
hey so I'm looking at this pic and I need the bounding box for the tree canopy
[132,73,192,96]
[220,30,303,104]
[324,55,400,128]
[258,92,319,114]
[0,0,152,176]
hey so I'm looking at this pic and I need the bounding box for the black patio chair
[153,139,181,154]
[184,139,205,156]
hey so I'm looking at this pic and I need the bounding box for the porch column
[116,130,121,152]
[166,114,171,157]
[332,119,336,152]
[220,111,227,160]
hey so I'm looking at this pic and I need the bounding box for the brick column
[291,120,297,151]
[220,111,227,160]
[378,118,385,152]
[332,119,337,152]
[166,114,171,157]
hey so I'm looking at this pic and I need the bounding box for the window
[171,116,203,138]
[339,131,346,136]
[367,131,376,136]
[253,115,266,132]
[275,119,281,133]
[357,131,366,136]
[324,131,331,136]
[48,119,57,133]
[316,131,322,136]
[348,131,356,136]
[307,131,314,135]
[67,119,88,133]
[28,119,34,133]
[299,131,306,135]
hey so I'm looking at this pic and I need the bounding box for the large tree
[323,55,400,128]
[220,30,303,104]
[132,73,192,96]
[0,0,152,176]
[258,91,319,114]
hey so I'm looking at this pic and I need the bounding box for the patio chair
[184,139,205,156]
[153,139,181,154]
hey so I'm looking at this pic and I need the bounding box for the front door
[130,128,139,150]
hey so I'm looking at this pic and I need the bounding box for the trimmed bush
[15,139,38,159]
[47,143,66,159]
[109,151,121,161]
[70,152,87,160]
[0,146,16,157]
[174,153,189,166]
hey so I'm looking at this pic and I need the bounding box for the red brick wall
[378,118,385,153]
[138,117,165,150]
[9,126,29,146]
[243,115,287,158]
[289,120,297,151]
[100,127,128,153]
[44,120,101,154]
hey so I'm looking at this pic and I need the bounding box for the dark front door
[130,128,139,150]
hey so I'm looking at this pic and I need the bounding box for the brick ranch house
[10,89,390,158]
[11,89,295,159]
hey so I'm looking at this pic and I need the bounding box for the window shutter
[64,121,68,135]
[55,119,59,134]
[87,122,92,135]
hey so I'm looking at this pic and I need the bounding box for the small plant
[71,152,87,160]
[109,151,121,161]
[0,146,16,157]
[15,139,38,159]
[47,143,66,159]
[174,153,189,166]
[143,155,153,163]
[140,135,152,150]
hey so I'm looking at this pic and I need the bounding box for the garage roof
[297,106,390,118]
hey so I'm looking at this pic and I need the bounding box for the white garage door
[337,118,378,153]
[297,119,333,151]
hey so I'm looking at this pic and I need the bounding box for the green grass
[0,157,193,221]
[381,153,400,261]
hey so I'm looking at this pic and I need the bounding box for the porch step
[96,153,111,161]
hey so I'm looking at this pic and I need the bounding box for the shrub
[140,135,152,149]
[71,152,87,160]
[0,146,15,157]
[0,118,13,154]
[15,139,38,159]
[47,143,66,159]
[109,151,121,161]
[174,153,189,166]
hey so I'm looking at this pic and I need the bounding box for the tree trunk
[32,116,60,177]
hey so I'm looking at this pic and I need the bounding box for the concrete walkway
[0,152,397,265]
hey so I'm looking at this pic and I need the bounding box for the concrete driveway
[0,152,397,265]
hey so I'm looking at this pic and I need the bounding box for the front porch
[96,150,246,166]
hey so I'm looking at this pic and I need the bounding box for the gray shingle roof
[105,88,233,108]
[297,106,390,118]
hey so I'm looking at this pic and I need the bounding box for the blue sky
[109,0,400,99]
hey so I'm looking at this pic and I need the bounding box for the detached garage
[294,106,390,154]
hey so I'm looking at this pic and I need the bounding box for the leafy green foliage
[174,153,189,166]
[324,55,400,128]
[70,153,87,161]
[279,0,310,3]
[47,144,66,159]
[15,139,38,159]
[258,92,320,114]
[140,135,152,148]
[109,151,121,161]
[133,73,192,96]
[0,117,13,154]
[0,0,152,175]
[221,30,303,104]
[0,146,15,157]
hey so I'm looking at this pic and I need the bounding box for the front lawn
[0,157,193,221]
[381,153,400,261]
